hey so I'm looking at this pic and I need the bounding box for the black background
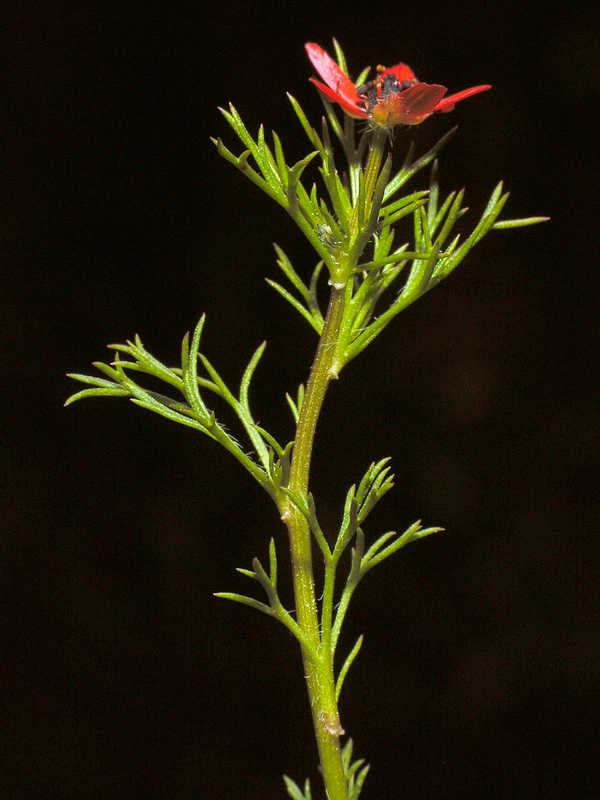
[2,3,598,799]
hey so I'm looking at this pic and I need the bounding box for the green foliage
[214,94,538,381]
[341,739,370,800]
[66,316,287,503]
[284,739,369,800]
[68,89,534,479]
[215,538,317,657]
[284,775,313,800]
[267,244,325,334]
[67,324,439,681]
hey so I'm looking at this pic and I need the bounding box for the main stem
[285,286,348,800]
[284,132,387,800]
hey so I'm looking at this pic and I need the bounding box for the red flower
[305,43,491,127]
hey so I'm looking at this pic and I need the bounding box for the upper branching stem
[280,132,403,800]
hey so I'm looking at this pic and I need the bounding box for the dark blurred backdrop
[1,3,598,799]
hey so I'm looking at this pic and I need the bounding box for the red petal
[309,78,368,118]
[384,63,418,83]
[436,84,491,112]
[305,43,362,108]
[401,83,447,119]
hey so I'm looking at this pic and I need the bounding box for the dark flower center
[356,68,416,112]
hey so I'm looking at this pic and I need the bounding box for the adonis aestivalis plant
[67,39,546,800]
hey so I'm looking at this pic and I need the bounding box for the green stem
[285,286,348,800]
[283,130,389,800]
[349,129,387,242]
[363,130,387,206]
[341,129,387,283]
